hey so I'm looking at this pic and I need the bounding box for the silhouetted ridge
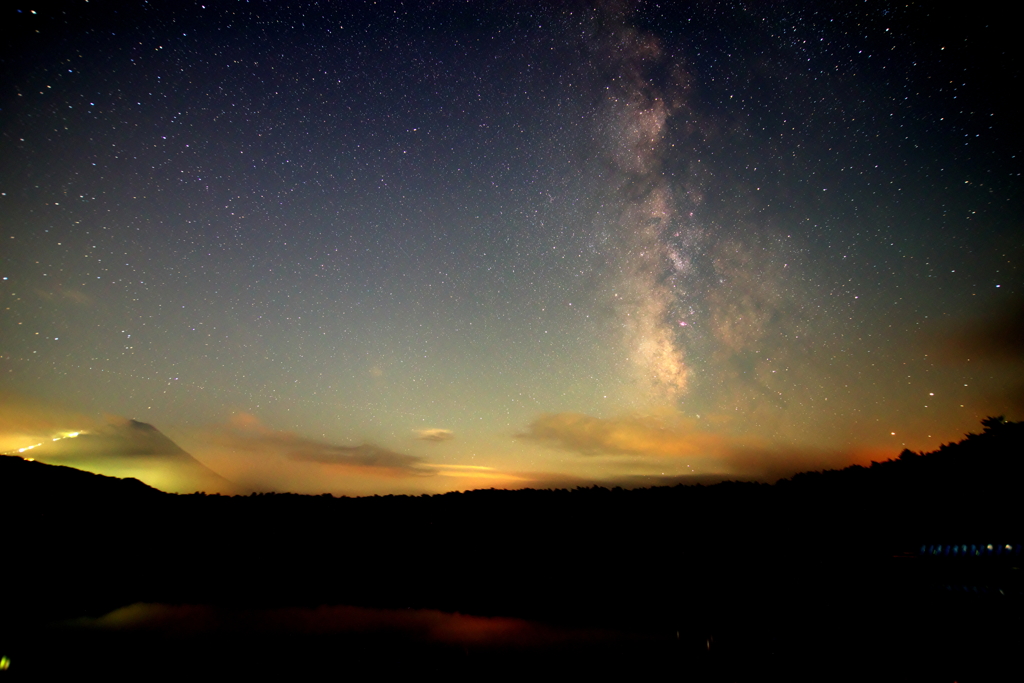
[782,415,1023,488]
[0,454,164,500]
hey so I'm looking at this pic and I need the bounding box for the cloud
[290,443,427,471]
[518,411,723,458]
[427,463,531,483]
[196,418,532,490]
[414,428,455,442]
[0,400,525,495]
[518,410,879,482]
[195,414,430,477]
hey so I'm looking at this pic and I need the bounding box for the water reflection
[8,562,1021,679]
[58,602,642,648]
[20,602,680,677]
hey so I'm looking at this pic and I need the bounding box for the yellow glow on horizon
[426,463,532,481]
[435,470,531,481]
[426,464,496,471]
[2,429,87,458]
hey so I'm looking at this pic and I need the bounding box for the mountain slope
[5,419,234,494]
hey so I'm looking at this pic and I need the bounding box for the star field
[1,1,1021,494]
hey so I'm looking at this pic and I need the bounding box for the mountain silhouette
[8,418,234,494]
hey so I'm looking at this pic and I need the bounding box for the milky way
[596,7,692,405]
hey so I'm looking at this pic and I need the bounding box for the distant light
[0,655,9,670]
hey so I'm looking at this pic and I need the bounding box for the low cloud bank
[194,413,431,478]
[519,410,879,482]
[518,411,722,458]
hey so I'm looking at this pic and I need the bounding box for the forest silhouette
[1,418,1020,678]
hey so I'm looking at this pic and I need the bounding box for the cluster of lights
[11,431,82,461]
[921,543,1020,558]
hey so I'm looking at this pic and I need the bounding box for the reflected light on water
[58,602,643,650]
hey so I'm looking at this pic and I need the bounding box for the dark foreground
[6,554,1020,680]
[2,420,1021,679]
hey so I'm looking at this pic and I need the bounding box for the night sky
[2,0,1021,495]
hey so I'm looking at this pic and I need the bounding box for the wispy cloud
[414,428,455,442]
[195,413,430,477]
[290,443,427,471]
[425,463,531,482]
[518,411,722,458]
[518,409,878,482]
